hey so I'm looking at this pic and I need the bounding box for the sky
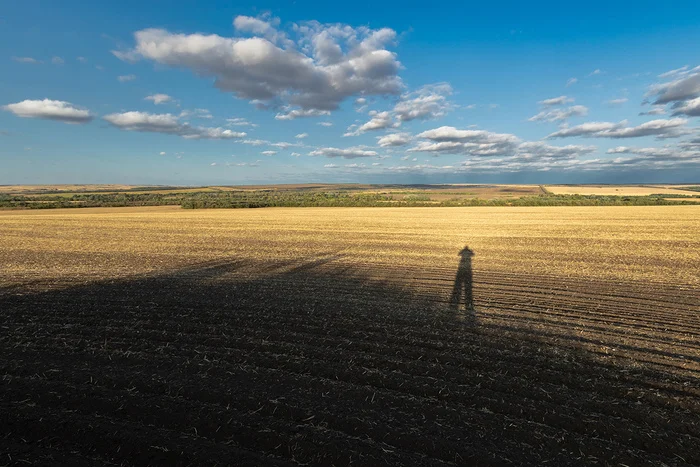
[1,0,700,185]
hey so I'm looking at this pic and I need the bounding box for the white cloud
[226,117,256,127]
[270,142,297,149]
[377,132,412,147]
[291,152,302,157]
[393,83,453,122]
[309,146,378,159]
[103,111,247,139]
[233,15,281,40]
[3,99,93,124]
[658,66,688,79]
[12,56,41,64]
[606,145,697,160]
[588,69,602,76]
[354,97,368,112]
[566,78,578,87]
[295,133,309,139]
[547,121,624,138]
[261,150,277,156]
[275,108,330,120]
[538,96,574,106]
[517,142,596,159]
[238,139,268,146]
[159,151,166,155]
[114,18,403,115]
[51,56,64,65]
[145,93,174,105]
[117,74,136,82]
[324,163,339,168]
[317,122,333,127]
[210,162,218,166]
[77,56,88,63]
[547,118,690,139]
[345,110,397,136]
[528,105,588,122]
[411,126,520,156]
[607,98,628,106]
[179,108,212,119]
[647,66,700,104]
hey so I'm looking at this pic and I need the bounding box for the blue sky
[1,0,699,185]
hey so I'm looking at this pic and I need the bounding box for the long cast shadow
[1,258,698,466]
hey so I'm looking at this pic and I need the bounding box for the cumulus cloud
[607,98,629,106]
[393,83,453,122]
[77,56,88,63]
[410,126,520,156]
[671,97,700,117]
[547,121,625,138]
[114,17,403,116]
[51,56,64,65]
[409,126,597,163]
[588,69,602,76]
[317,121,333,127]
[647,66,700,104]
[377,132,412,147]
[103,111,247,139]
[345,110,397,136]
[145,93,174,105]
[295,133,309,139]
[261,150,277,156]
[3,99,93,124]
[309,146,378,159]
[528,105,588,122]
[547,118,690,139]
[566,78,578,87]
[159,151,166,155]
[538,96,574,106]
[117,74,136,82]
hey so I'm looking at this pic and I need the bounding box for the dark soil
[1,259,699,466]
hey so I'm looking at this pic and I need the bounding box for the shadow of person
[449,246,475,314]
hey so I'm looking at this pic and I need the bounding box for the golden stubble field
[2,205,700,465]
[1,205,698,288]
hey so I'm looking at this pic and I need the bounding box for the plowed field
[1,206,699,466]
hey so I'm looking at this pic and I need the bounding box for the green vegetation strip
[2,190,700,209]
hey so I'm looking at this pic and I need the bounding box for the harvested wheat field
[1,206,699,466]
[545,185,700,196]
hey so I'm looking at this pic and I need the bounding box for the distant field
[4,183,698,210]
[545,184,700,196]
[2,206,699,465]
[0,183,543,198]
